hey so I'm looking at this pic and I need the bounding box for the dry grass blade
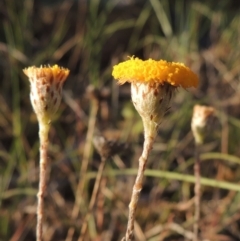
[65,97,99,241]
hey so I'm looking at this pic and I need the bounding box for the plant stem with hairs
[36,122,50,241]
[124,135,154,241]
[193,143,201,241]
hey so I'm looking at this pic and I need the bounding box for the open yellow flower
[113,57,199,135]
[112,56,198,88]
[112,57,198,241]
[23,65,69,124]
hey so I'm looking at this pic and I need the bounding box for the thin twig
[36,123,50,241]
[78,156,107,241]
[65,99,98,241]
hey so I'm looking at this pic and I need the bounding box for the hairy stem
[193,144,201,241]
[124,134,155,241]
[36,122,50,241]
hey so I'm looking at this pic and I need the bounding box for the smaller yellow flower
[112,57,198,88]
[23,65,70,124]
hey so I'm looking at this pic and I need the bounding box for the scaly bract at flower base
[112,57,198,88]
[23,65,69,124]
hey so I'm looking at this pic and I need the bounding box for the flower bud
[23,65,69,124]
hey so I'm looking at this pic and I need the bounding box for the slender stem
[124,135,155,241]
[36,122,50,241]
[78,156,107,241]
[193,144,201,241]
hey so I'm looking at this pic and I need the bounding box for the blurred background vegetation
[0,0,240,240]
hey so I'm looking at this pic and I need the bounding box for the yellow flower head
[112,57,198,88]
[23,65,70,124]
